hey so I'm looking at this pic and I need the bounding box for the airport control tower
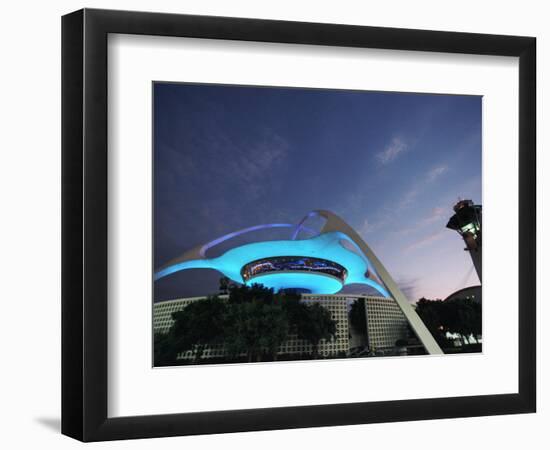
[446,200,482,282]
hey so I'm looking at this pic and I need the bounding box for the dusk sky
[153,83,481,303]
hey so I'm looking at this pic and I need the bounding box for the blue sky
[154,83,481,302]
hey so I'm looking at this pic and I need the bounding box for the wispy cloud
[358,211,394,236]
[390,206,447,237]
[376,137,407,165]
[425,206,446,224]
[357,162,452,241]
[241,132,288,178]
[360,218,373,234]
[397,165,449,210]
[155,126,291,244]
[396,277,421,302]
[397,187,419,209]
[426,165,448,182]
[404,229,447,252]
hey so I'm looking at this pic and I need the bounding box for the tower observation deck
[446,199,482,282]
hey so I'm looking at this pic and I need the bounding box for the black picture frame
[62,8,536,442]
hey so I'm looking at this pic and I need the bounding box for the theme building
[154,210,442,354]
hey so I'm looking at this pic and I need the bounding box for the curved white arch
[314,210,443,355]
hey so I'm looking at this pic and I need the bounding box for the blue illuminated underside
[245,272,343,294]
[155,230,389,297]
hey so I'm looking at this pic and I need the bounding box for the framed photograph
[62,8,536,442]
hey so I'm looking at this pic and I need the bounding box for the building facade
[363,296,409,351]
[444,285,481,304]
[153,293,409,361]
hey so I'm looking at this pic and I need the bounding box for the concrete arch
[314,210,443,355]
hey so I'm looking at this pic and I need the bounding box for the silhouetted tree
[224,299,290,361]
[349,299,367,334]
[170,296,227,362]
[223,284,290,361]
[227,282,275,305]
[297,303,337,358]
[415,298,446,343]
[416,297,482,347]
[446,298,481,343]
[153,332,177,366]
[219,276,231,295]
[155,281,340,364]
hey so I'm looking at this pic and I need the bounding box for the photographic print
[153,83,482,367]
